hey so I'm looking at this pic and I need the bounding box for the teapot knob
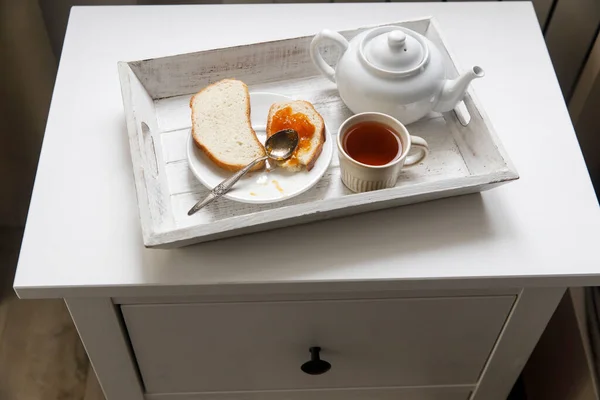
[388,30,407,50]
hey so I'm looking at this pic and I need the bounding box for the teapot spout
[434,66,485,113]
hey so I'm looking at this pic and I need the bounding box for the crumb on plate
[272,180,284,194]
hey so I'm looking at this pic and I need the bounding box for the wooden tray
[118,17,518,248]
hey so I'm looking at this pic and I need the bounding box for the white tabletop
[14,2,600,299]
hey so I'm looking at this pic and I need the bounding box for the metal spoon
[188,129,299,216]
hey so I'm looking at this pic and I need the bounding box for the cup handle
[404,135,429,167]
[310,30,349,83]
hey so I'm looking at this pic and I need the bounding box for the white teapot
[310,26,484,125]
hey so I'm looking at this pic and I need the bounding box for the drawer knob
[301,347,331,375]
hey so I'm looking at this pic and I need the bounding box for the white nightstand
[14,3,600,400]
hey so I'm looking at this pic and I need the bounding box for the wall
[570,32,600,197]
[544,0,600,100]
[0,0,56,227]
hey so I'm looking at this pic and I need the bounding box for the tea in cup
[337,112,429,192]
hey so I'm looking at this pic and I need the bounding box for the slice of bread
[190,79,266,172]
[265,100,326,172]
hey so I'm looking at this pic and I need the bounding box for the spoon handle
[188,155,268,216]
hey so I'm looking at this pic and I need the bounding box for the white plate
[187,92,333,204]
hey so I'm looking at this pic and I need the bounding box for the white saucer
[187,92,333,204]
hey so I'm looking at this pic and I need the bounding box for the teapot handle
[310,30,349,83]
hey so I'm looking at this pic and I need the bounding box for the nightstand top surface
[14,2,600,298]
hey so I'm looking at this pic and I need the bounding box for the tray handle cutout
[453,101,471,126]
[141,122,159,178]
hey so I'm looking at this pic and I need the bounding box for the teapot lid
[360,27,428,75]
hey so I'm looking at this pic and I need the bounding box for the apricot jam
[270,106,315,153]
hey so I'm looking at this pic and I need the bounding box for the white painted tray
[118,17,518,248]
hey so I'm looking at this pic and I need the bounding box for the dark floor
[508,376,527,400]
[0,227,105,400]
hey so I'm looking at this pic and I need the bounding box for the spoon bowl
[266,129,299,160]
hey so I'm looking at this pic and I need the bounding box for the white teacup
[337,112,429,193]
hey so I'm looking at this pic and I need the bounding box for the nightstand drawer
[122,296,514,394]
